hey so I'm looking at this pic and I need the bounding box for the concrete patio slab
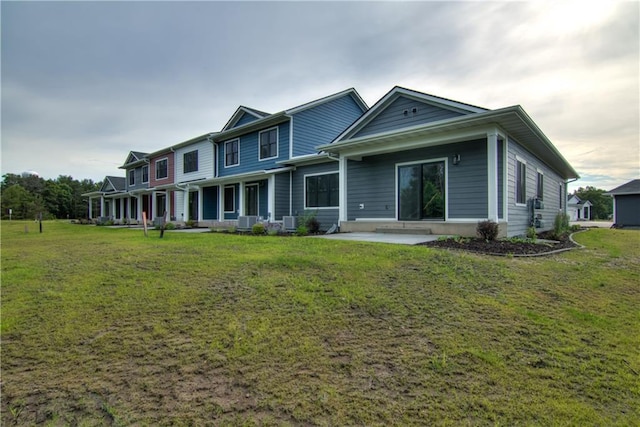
[310,232,441,245]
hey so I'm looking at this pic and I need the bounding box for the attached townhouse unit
[84,86,579,237]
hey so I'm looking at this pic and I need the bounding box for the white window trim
[303,171,340,210]
[155,157,169,181]
[258,127,279,161]
[395,157,449,221]
[224,139,240,168]
[128,169,135,186]
[223,185,236,213]
[141,165,149,184]
[515,155,527,206]
[536,168,544,200]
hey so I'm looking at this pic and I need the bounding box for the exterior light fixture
[452,154,461,165]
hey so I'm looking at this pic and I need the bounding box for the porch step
[376,227,432,235]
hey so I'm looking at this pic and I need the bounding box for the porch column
[219,186,225,221]
[137,195,143,221]
[100,196,105,217]
[88,197,93,219]
[267,175,275,221]
[183,189,190,222]
[487,132,499,222]
[338,156,347,223]
[166,191,171,220]
[238,182,245,216]
[110,198,116,218]
[151,191,158,219]
[119,197,125,219]
[198,187,203,221]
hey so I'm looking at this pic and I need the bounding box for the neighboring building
[84,86,579,237]
[83,176,126,221]
[606,179,640,227]
[567,195,593,221]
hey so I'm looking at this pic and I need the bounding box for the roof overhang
[278,153,336,167]
[318,106,579,180]
[213,112,289,142]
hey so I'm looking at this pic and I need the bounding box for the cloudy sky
[2,1,638,192]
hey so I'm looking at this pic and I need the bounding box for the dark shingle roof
[607,179,640,195]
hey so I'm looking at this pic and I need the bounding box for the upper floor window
[128,170,135,186]
[516,158,526,205]
[536,170,544,200]
[305,173,339,208]
[156,158,168,180]
[184,150,198,173]
[259,128,278,160]
[142,165,149,183]
[225,140,239,167]
[559,184,563,209]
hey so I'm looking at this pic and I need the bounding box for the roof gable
[120,151,148,169]
[222,106,271,131]
[336,86,487,142]
[100,176,125,192]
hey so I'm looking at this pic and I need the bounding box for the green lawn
[1,221,639,426]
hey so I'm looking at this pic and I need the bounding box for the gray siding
[353,96,464,138]
[291,162,340,230]
[615,195,640,226]
[274,172,291,220]
[292,94,365,157]
[125,165,149,192]
[346,139,488,220]
[507,138,565,236]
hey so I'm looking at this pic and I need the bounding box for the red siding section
[150,152,175,187]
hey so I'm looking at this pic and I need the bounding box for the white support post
[137,195,143,221]
[119,197,125,220]
[151,191,158,220]
[100,196,105,218]
[487,132,499,222]
[238,182,245,216]
[183,190,190,222]
[218,186,224,221]
[88,197,93,219]
[197,187,203,221]
[338,156,347,224]
[267,175,275,221]
[166,191,171,220]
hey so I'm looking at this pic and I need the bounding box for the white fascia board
[285,88,367,114]
[278,153,333,167]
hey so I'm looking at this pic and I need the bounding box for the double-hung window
[224,186,235,212]
[305,173,339,208]
[142,166,149,183]
[536,170,544,200]
[225,140,239,167]
[259,128,278,160]
[516,158,527,205]
[156,158,168,180]
[184,150,198,173]
[128,170,135,186]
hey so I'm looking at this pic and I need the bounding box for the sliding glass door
[398,161,445,220]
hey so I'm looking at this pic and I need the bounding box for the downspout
[564,178,579,216]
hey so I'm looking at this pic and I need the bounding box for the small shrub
[300,210,320,234]
[228,226,237,234]
[252,223,266,235]
[570,224,581,232]
[165,222,176,230]
[477,220,499,241]
[526,227,537,240]
[185,220,197,229]
[552,213,570,239]
[296,225,309,236]
[267,228,279,236]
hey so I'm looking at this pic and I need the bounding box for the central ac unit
[283,216,297,231]
[238,216,258,230]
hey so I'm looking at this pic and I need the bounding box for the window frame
[128,169,135,186]
[183,150,199,174]
[515,156,527,206]
[155,157,168,180]
[141,165,149,184]
[224,139,240,168]
[304,172,339,209]
[536,169,544,200]
[258,127,279,161]
[224,185,236,212]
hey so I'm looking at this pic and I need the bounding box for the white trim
[155,157,169,181]
[268,175,275,221]
[515,155,527,206]
[224,139,240,168]
[289,115,294,159]
[395,157,448,221]
[487,132,498,222]
[339,156,347,223]
[128,169,135,186]
[141,165,149,184]
[536,168,544,200]
[303,170,340,210]
[258,126,279,161]
[289,170,293,216]
[354,218,396,221]
[223,185,236,213]
[285,88,367,115]
[501,135,508,221]
[244,183,260,216]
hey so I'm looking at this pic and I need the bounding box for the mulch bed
[419,230,582,256]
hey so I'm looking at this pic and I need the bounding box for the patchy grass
[1,222,639,425]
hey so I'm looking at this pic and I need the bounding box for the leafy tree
[572,186,613,220]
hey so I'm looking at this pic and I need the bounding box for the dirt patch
[419,230,581,256]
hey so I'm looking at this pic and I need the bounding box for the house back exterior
[84,86,579,237]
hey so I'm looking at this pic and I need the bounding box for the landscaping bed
[420,230,582,256]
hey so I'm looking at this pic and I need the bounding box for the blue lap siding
[291,162,340,230]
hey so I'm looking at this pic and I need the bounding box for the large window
[142,166,149,183]
[184,150,198,173]
[128,170,135,186]
[398,161,445,220]
[224,186,235,212]
[305,173,339,208]
[536,170,544,200]
[225,140,239,167]
[156,158,168,180]
[516,158,527,205]
[259,128,278,160]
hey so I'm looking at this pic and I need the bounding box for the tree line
[1,173,100,220]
